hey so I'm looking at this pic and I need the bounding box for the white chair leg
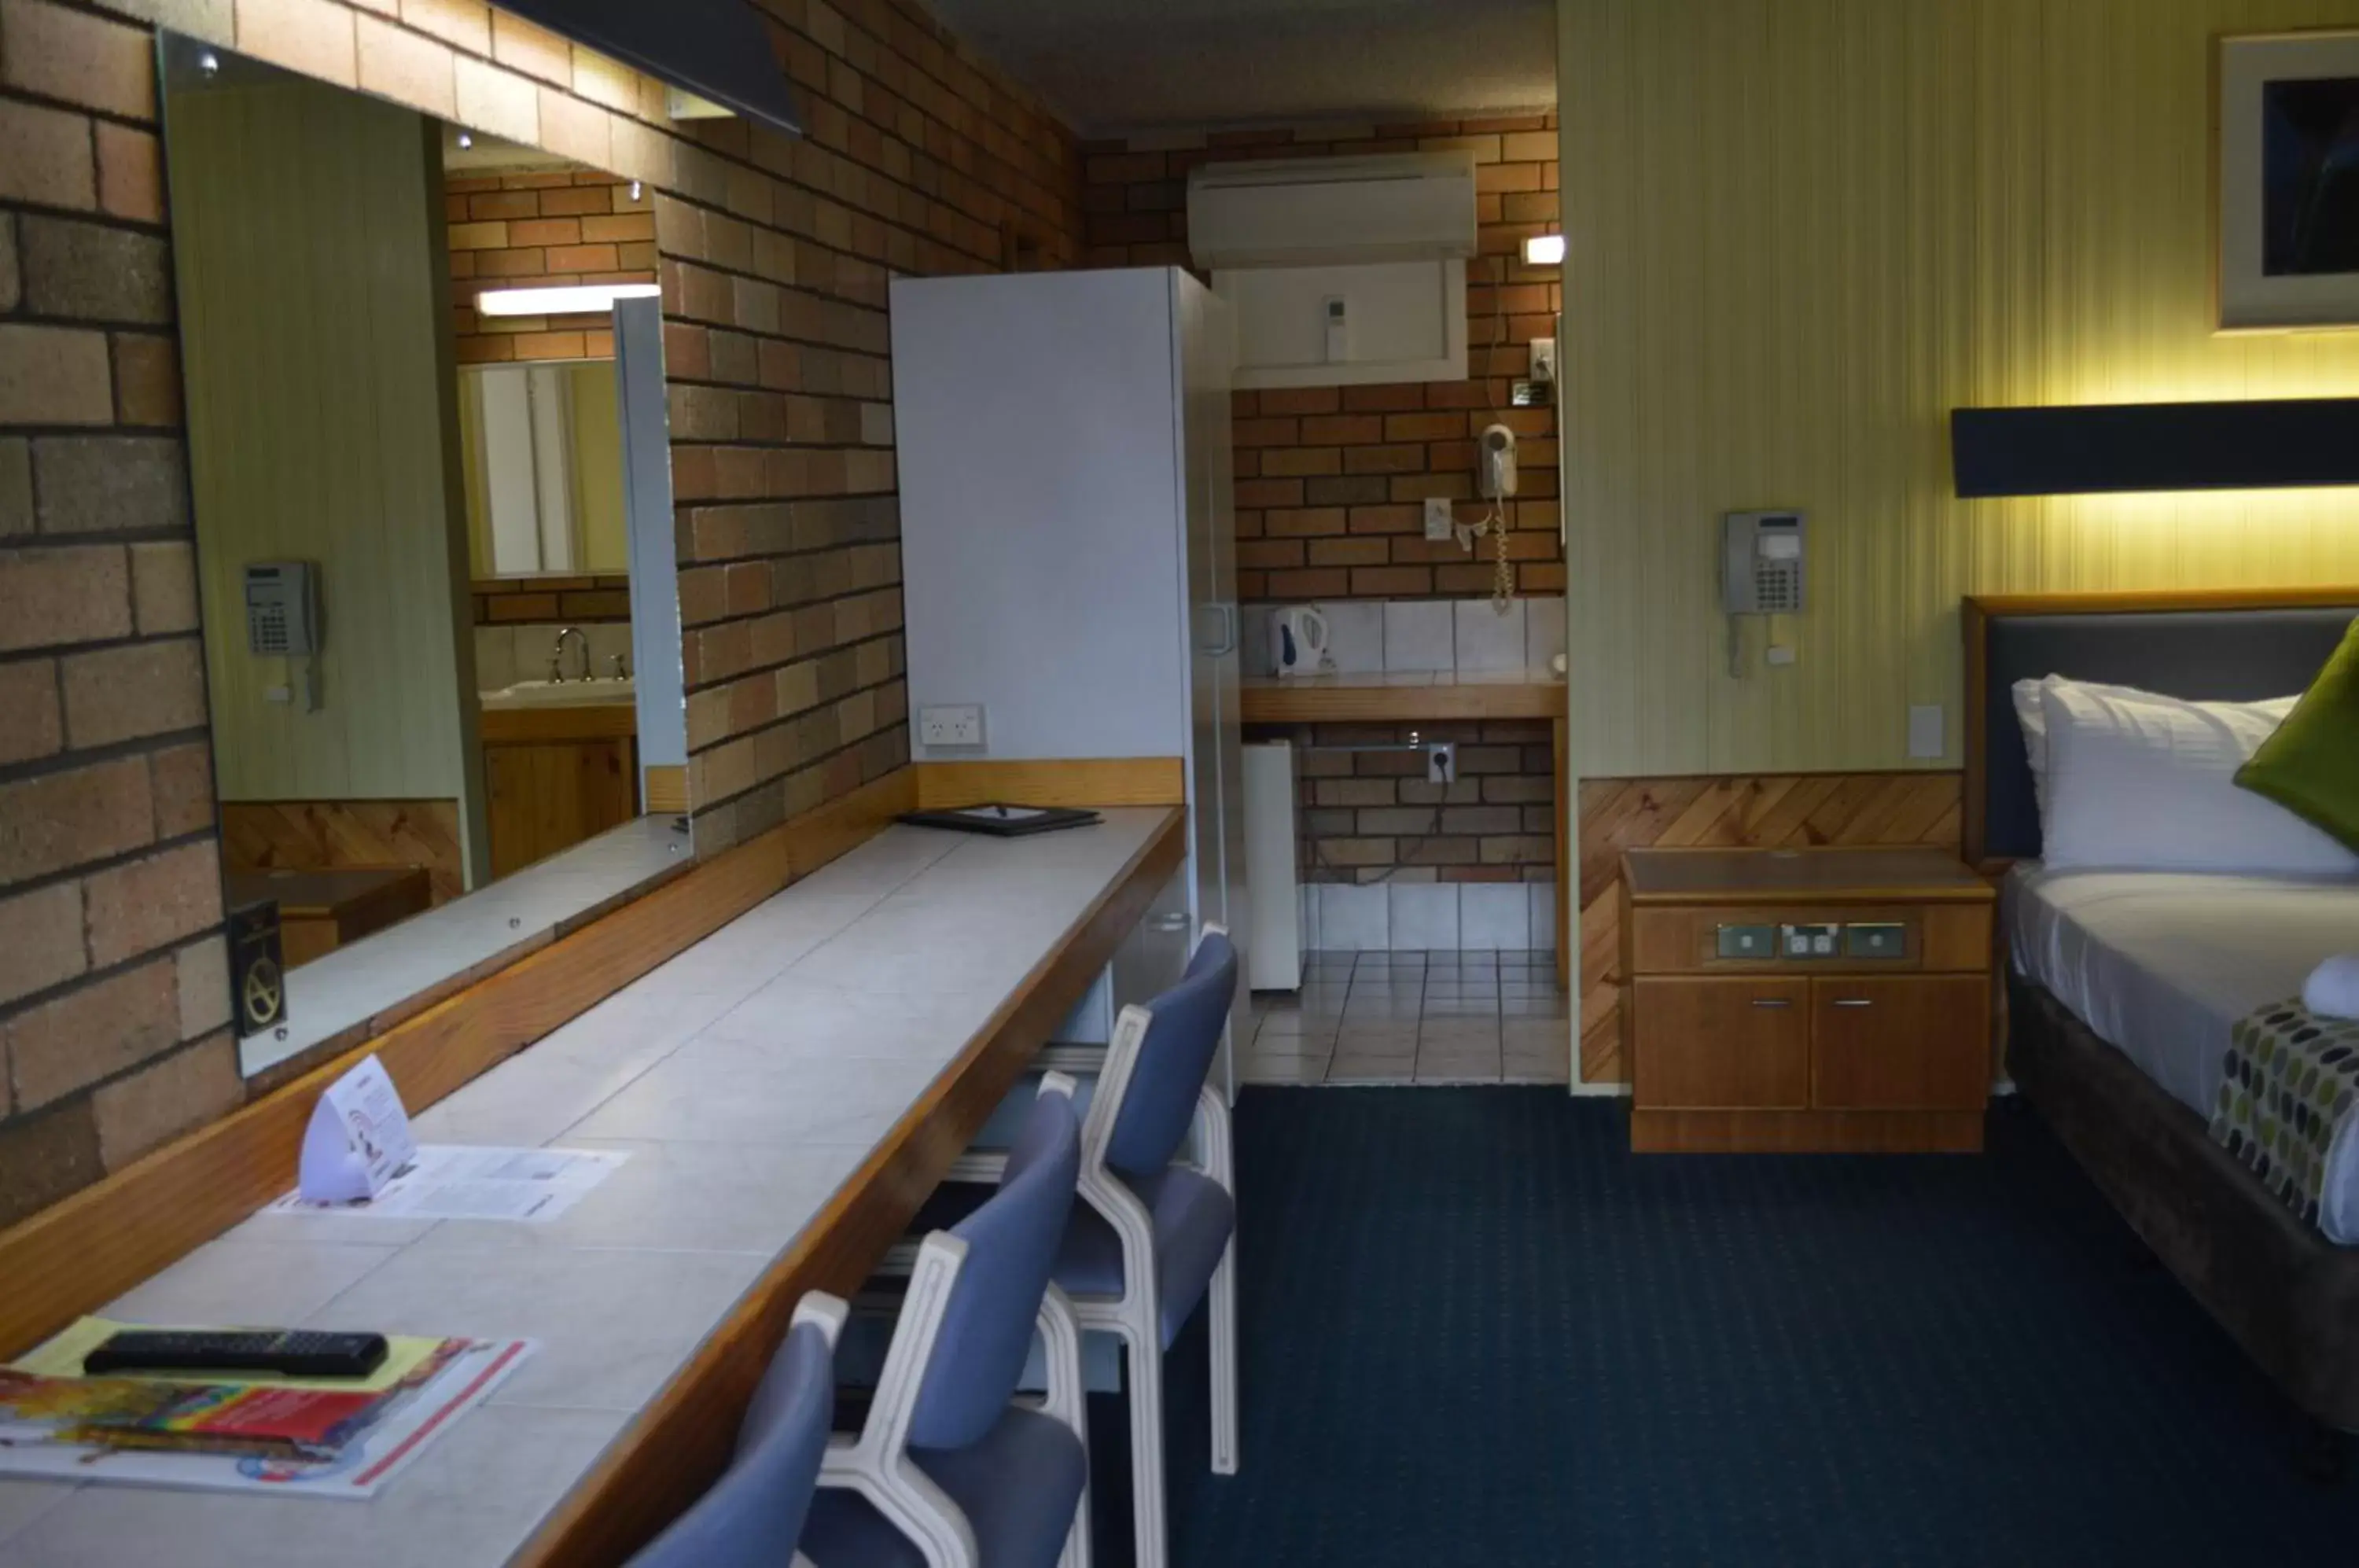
[1208,1235,1239,1476]
[1124,1327,1169,1568]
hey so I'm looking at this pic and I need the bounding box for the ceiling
[924,0,1556,136]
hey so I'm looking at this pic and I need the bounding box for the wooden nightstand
[1619,847,1998,1154]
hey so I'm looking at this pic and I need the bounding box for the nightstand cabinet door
[1811,977,1989,1110]
[1632,977,1809,1110]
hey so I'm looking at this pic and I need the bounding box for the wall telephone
[1722,512,1806,676]
[245,561,324,709]
[1458,424,1520,613]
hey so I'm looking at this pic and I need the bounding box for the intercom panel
[244,561,322,656]
[1722,512,1807,616]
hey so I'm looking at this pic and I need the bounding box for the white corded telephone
[1722,512,1806,676]
[245,560,325,710]
[1458,424,1519,613]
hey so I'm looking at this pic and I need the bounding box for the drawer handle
[1149,912,1192,933]
[1750,998,1794,1010]
[1832,998,1875,1009]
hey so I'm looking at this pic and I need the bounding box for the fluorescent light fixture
[476,284,661,318]
[1521,233,1566,266]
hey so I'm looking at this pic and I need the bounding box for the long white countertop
[0,809,1174,1568]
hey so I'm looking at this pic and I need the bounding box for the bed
[1963,588,2359,1446]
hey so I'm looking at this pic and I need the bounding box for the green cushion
[2236,620,2359,853]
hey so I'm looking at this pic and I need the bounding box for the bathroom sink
[480,677,636,710]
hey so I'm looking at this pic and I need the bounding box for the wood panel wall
[1578,772,1963,1083]
[219,801,467,905]
[1559,0,2359,779]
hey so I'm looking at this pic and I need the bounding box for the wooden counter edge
[1238,680,1563,724]
[513,808,1188,1567]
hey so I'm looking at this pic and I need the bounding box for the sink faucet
[549,626,589,683]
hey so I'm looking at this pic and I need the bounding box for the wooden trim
[1553,716,1570,991]
[0,768,918,1364]
[642,765,689,815]
[478,704,639,743]
[514,809,1188,1566]
[1959,586,2359,863]
[1238,678,1564,724]
[914,756,1186,809]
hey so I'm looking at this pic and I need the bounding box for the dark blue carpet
[1087,1089,2359,1566]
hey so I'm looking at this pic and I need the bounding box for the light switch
[1423,498,1455,541]
[1908,704,1945,760]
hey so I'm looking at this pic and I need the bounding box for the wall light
[1952,398,2359,496]
[1521,234,1566,267]
[476,284,663,318]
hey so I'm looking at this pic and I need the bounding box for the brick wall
[0,0,237,1228]
[0,0,1082,1229]
[473,572,631,625]
[446,167,653,363]
[1077,116,1561,602]
[1291,718,1556,887]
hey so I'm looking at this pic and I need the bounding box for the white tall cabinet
[889,268,1246,1095]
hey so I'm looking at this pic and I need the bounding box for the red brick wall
[445,167,654,363]
[0,0,1084,1229]
[1078,116,1562,602]
[472,573,631,625]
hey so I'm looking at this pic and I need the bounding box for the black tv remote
[83,1328,391,1380]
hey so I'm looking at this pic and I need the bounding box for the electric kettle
[1271,606,1331,678]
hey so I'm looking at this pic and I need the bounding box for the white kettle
[1271,606,1330,678]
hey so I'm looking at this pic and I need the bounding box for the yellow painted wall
[457,361,628,577]
[167,73,480,809]
[1559,0,2359,777]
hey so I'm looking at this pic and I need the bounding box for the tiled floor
[1238,950,1571,1086]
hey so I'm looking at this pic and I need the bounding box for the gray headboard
[1967,596,2359,863]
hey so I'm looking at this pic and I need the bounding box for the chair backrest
[627,1316,835,1567]
[1105,929,1238,1179]
[907,1085,1080,1450]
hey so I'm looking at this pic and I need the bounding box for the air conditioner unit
[1187,153,1478,389]
[1186,152,1478,269]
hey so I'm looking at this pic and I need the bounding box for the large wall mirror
[159,36,691,1077]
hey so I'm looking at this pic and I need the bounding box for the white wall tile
[1524,595,1566,672]
[587,624,634,675]
[1319,883,1388,951]
[1455,597,1526,672]
[1529,882,1558,952]
[1299,883,1322,952]
[1389,882,1459,951]
[1316,600,1386,674]
[473,627,515,694]
[1382,600,1454,672]
[1461,883,1531,949]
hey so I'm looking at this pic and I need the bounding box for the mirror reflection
[160,39,690,1076]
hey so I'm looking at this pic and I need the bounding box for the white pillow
[2011,675,2181,820]
[2038,680,2351,874]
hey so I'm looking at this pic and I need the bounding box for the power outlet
[1426,742,1457,783]
[1423,497,1455,541]
[1908,704,1945,760]
[1529,337,1558,383]
[918,704,984,749]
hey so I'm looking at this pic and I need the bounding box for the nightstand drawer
[1632,977,1809,1110]
[1811,977,1989,1110]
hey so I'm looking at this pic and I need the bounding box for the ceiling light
[476,284,662,317]
[198,50,219,75]
[456,131,474,149]
[1522,234,1566,267]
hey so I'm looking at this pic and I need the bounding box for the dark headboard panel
[1964,593,2359,865]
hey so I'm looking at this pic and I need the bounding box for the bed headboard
[1962,589,2359,867]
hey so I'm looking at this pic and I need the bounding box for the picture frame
[2217,30,2359,332]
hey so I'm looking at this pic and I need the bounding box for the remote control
[83,1328,390,1380]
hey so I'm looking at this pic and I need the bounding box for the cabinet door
[1632,977,1810,1110]
[484,738,637,878]
[1811,977,1989,1110]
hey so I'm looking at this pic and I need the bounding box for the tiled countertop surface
[0,809,1172,1568]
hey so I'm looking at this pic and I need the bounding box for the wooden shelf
[1238,674,1563,724]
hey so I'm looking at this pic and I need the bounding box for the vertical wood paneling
[167,79,474,805]
[1561,0,2359,778]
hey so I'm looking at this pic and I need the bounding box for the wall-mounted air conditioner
[1187,153,1478,389]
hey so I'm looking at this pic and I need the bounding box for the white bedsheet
[2006,865,2359,1243]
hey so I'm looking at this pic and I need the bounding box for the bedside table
[1619,847,1997,1154]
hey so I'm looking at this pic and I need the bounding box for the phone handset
[1459,425,1520,614]
[1721,512,1807,677]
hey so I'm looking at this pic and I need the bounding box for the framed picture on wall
[2217,30,2359,331]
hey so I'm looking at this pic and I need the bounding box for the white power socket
[1908,705,1945,760]
[918,704,984,749]
[1426,742,1456,783]
[1423,497,1455,542]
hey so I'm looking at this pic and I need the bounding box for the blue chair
[801,1077,1091,1568]
[628,1292,845,1568]
[1060,928,1240,1568]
